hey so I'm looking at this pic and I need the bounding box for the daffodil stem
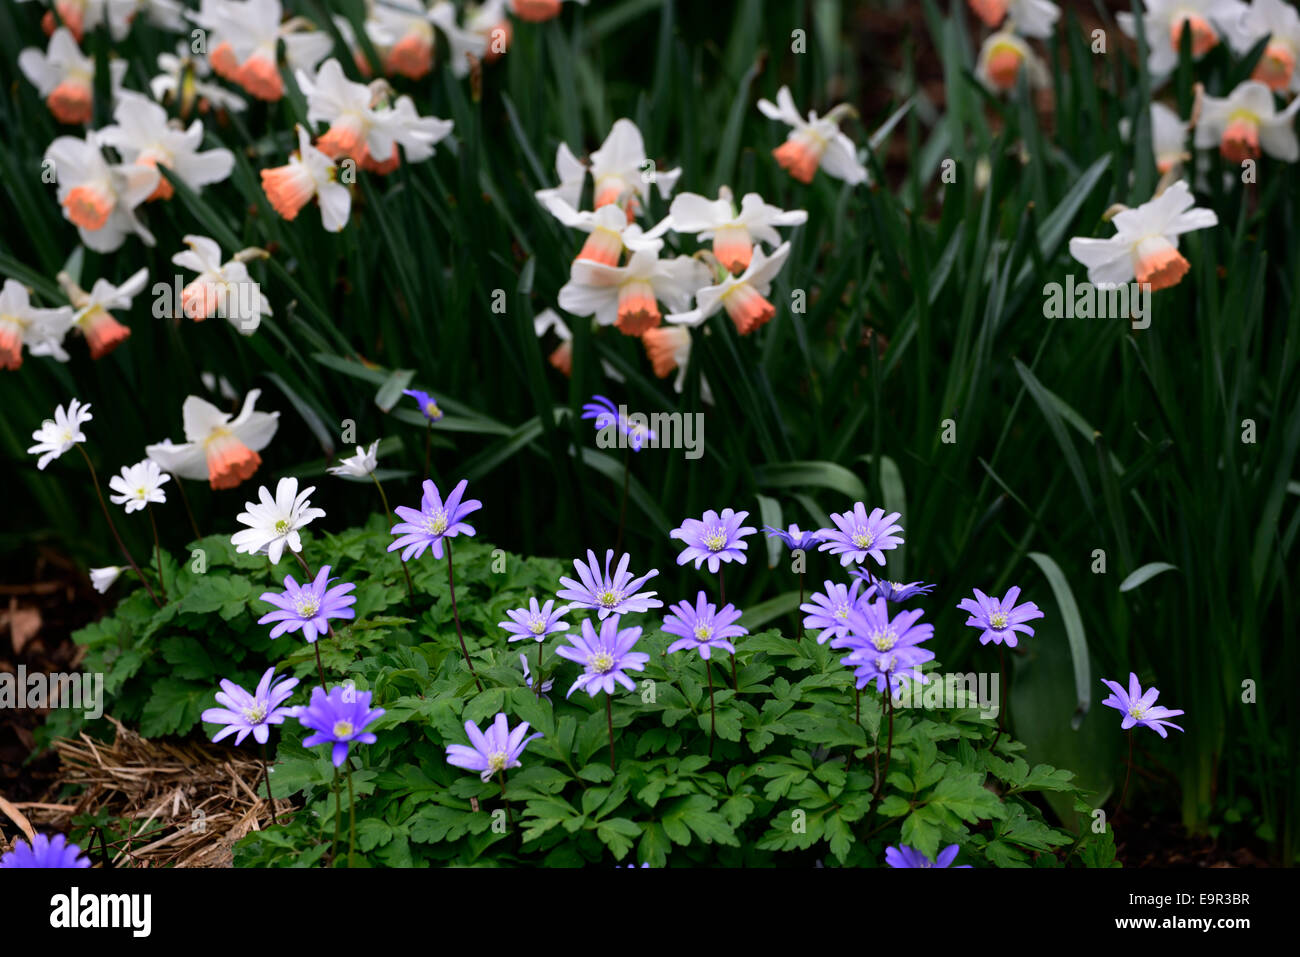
[370,474,413,601]
[77,446,161,608]
[148,506,167,601]
[260,742,278,825]
[606,693,616,772]
[347,762,356,868]
[446,542,483,692]
[172,476,202,541]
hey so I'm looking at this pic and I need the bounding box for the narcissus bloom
[362,0,437,79]
[108,459,170,513]
[957,585,1044,647]
[668,187,807,274]
[19,27,125,125]
[99,92,234,202]
[1225,0,1300,92]
[670,508,757,573]
[757,86,867,185]
[1118,0,1248,76]
[580,395,656,450]
[1102,673,1186,737]
[427,1,493,79]
[801,578,870,643]
[231,477,327,564]
[191,0,333,101]
[403,388,445,422]
[641,325,711,399]
[499,597,570,642]
[388,478,481,561]
[555,615,649,697]
[661,592,748,660]
[975,30,1050,92]
[89,565,122,594]
[298,685,385,767]
[535,118,681,217]
[145,390,279,489]
[1067,180,1218,291]
[542,202,671,267]
[816,503,905,567]
[1194,80,1300,163]
[1120,102,1191,175]
[968,0,1059,38]
[446,713,542,780]
[57,267,147,360]
[151,46,248,114]
[557,548,662,619]
[260,125,352,232]
[666,242,791,335]
[0,833,91,869]
[885,844,970,868]
[27,397,92,470]
[43,133,159,253]
[200,667,300,746]
[535,308,574,375]
[171,234,272,332]
[560,238,708,336]
[511,0,589,26]
[258,565,357,642]
[0,279,74,370]
[326,440,380,479]
[467,0,512,62]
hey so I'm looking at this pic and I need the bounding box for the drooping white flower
[109,459,170,513]
[57,267,148,360]
[666,241,792,335]
[151,46,248,114]
[465,0,512,63]
[1120,102,1192,175]
[230,476,327,564]
[535,119,682,221]
[43,132,159,253]
[558,234,708,337]
[98,92,234,201]
[89,565,123,593]
[1194,79,1300,163]
[190,0,333,102]
[534,307,573,375]
[259,124,352,232]
[968,0,1060,38]
[668,186,808,273]
[1068,180,1218,291]
[363,0,439,79]
[27,397,92,470]
[1118,0,1250,78]
[19,27,127,125]
[0,279,75,370]
[1224,0,1300,93]
[974,31,1050,93]
[757,86,867,185]
[327,440,381,479]
[16,0,186,40]
[145,389,280,489]
[641,324,713,401]
[171,234,272,333]
[539,202,673,266]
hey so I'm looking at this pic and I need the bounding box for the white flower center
[869,627,897,652]
[332,720,354,738]
[487,751,507,772]
[590,652,615,674]
[596,589,622,609]
[243,704,267,724]
[424,509,448,535]
[294,595,321,618]
[702,528,727,552]
[851,530,874,549]
[527,616,546,634]
[274,519,290,534]
[989,612,1008,630]
[694,623,714,641]
[1128,705,1147,721]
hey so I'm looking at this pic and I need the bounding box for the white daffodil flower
[641,324,713,401]
[230,476,327,564]
[58,267,149,360]
[1224,0,1300,93]
[975,31,1050,93]
[44,132,159,253]
[968,0,1060,38]
[535,118,682,221]
[98,91,234,201]
[668,186,807,273]
[189,0,333,102]
[19,27,127,125]
[757,86,867,185]
[260,124,352,232]
[666,241,792,335]
[558,236,708,337]
[539,203,673,266]
[27,397,92,470]
[0,279,75,370]
[1068,180,1218,291]
[145,389,280,489]
[1118,0,1249,78]
[1120,102,1192,175]
[1195,79,1300,163]
[109,459,170,513]
[171,234,272,333]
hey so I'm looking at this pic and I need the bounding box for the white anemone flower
[171,234,272,333]
[0,280,75,370]
[98,92,235,201]
[145,389,280,489]
[19,27,127,125]
[327,440,381,479]
[558,236,708,338]
[1194,80,1300,163]
[230,476,327,564]
[27,397,92,470]
[666,241,792,336]
[90,565,124,593]
[1068,180,1218,291]
[1118,0,1250,77]
[668,186,807,273]
[44,132,159,253]
[757,86,867,185]
[109,459,170,513]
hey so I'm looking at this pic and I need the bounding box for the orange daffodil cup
[1195,80,1300,164]
[188,0,333,102]
[757,86,869,185]
[146,391,280,491]
[18,26,124,125]
[57,267,149,360]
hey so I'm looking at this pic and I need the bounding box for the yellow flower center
[424,510,448,535]
[694,624,714,641]
[989,612,1008,630]
[487,751,507,772]
[243,704,267,724]
[851,531,873,549]
[590,652,615,674]
[332,720,354,738]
